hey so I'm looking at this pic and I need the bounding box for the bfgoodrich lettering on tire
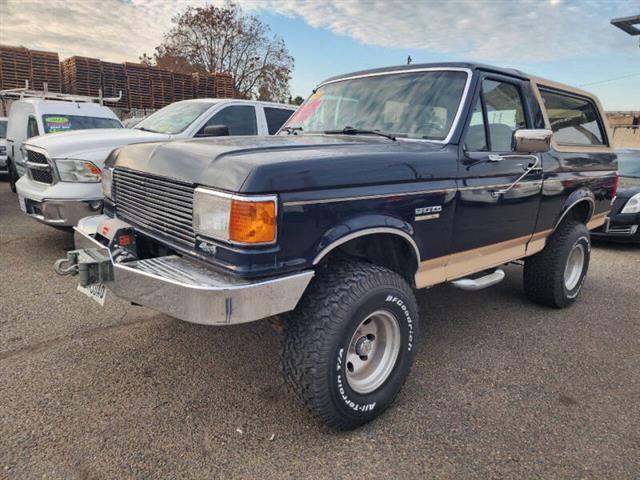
[281,261,419,430]
[524,220,591,308]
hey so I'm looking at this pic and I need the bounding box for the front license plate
[18,195,26,213]
[77,283,107,306]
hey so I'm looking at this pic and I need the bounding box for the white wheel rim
[345,310,401,395]
[564,242,585,291]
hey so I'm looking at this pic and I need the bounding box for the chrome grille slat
[113,169,195,247]
[114,186,193,217]
[114,180,193,211]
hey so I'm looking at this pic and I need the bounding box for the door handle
[491,156,541,198]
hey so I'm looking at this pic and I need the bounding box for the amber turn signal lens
[229,199,276,243]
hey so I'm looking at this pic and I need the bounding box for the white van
[0,117,7,173]
[17,99,295,228]
[6,98,122,192]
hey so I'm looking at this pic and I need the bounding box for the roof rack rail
[0,80,122,105]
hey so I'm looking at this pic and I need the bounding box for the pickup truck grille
[113,169,196,247]
[26,149,54,184]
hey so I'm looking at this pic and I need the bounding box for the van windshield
[282,70,469,141]
[0,120,7,138]
[134,101,216,135]
[42,115,122,134]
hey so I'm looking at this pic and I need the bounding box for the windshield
[282,70,469,140]
[42,115,122,134]
[134,101,215,135]
[618,150,640,178]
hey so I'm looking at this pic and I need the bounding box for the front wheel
[281,261,419,430]
[523,220,591,308]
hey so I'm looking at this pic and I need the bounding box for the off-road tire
[523,220,591,308]
[281,261,419,430]
[8,160,18,193]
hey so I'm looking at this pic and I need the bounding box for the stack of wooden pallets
[124,62,152,109]
[61,56,102,96]
[172,72,194,102]
[213,73,236,98]
[0,45,32,89]
[192,72,217,99]
[100,61,128,108]
[29,50,61,92]
[149,67,174,109]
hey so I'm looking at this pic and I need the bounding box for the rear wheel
[523,220,590,308]
[281,261,418,430]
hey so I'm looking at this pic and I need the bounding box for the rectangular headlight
[102,168,113,199]
[55,159,101,183]
[193,188,277,244]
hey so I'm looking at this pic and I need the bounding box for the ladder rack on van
[0,81,122,105]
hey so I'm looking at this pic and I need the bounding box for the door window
[27,117,40,138]
[199,105,257,136]
[539,89,605,146]
[464,98,488,151]
[264,107,294,134]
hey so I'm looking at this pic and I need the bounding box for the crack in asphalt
[0,313,161,361]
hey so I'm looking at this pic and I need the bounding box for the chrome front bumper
[65,216,314,325]
[20,197,103,227]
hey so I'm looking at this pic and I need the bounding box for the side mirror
[512,129,553,153]
[202,125,230,137]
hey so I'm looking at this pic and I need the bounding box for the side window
[482,80,527,152]
[264,107,294,135]
[539,89,605,146]
[27,117,40,139]
[464,97,488,151]
[200,105,257,136]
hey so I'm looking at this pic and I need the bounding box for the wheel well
[557,199,593,229]
[317,233,419,286]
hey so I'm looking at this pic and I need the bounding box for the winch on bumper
[55,215,314,325]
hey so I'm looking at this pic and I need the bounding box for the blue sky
[2,0,639,110]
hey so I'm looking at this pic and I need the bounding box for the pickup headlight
[193,188,277,244]
[102,168,113,199]
[621,192,640,214]
[55,159,102,183]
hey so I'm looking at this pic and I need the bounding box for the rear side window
[264,107,294,134]
[27,117,40,138]
[0,121,7,138]
[539,89,605,146]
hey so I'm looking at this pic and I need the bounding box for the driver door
[448,75,543,279]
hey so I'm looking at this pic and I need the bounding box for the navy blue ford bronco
[55,63,618,429]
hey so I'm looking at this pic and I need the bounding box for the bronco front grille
[26,149,54,184]
[113,169,196,247]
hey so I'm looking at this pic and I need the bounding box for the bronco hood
[23,128,170,161]
[109,135,451,193]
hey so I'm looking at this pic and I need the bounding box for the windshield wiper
[282,126,303,135]
[135,127,160,133]
[324,126,396,141]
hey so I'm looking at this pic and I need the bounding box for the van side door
[448,74,543,280]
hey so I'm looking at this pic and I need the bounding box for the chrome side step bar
[450,268,505,291]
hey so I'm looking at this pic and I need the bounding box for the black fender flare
[312,214,421,266]
[553,188,595,232]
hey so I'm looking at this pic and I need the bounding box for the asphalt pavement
[1,178,638,479]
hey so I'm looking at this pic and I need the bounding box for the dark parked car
[591,149,640,243]
[55,63,617,429]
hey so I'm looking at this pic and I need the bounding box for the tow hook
[54,248,114,287]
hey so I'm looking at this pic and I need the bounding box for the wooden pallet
[124,62,152,109]
[0,45,31,89]
[192,72,217,99]
[61,56,102,96]
[212,72,236,98]
[30,50,61,92]
[172,72,194,102]
[149,67,173,109]
[100,61,128,108]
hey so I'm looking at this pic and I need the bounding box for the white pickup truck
[17,99,296,228]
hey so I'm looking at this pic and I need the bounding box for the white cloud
[0,0,635,63]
